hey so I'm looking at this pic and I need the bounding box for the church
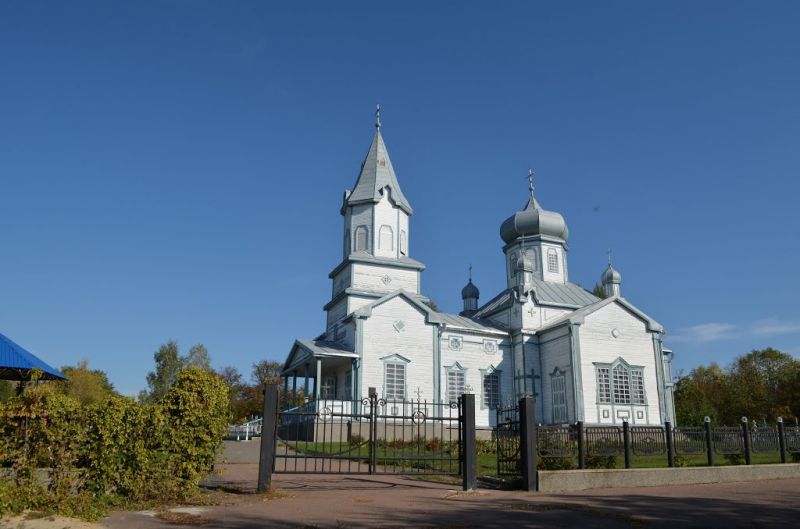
[281,110,676,428]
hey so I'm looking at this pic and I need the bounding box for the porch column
[315,358,322,399]
[292,370,297,395]
[351,359,357,400]
[303,363,310,397]
[283,376,289,407]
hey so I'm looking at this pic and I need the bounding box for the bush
[673,455,689,467]
[0,367,229,519]
[585,454,617,469]
[723,453,744,466]
[538,457,577,470]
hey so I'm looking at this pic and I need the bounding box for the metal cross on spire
[468,264,473,282]
[375,103,381,130]
[526,168,536,197]
[608,248,613,266]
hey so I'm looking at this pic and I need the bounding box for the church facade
[281,115,676,428]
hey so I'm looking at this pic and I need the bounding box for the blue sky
[1,1,799,396]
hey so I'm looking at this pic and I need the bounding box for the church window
[551,369,568,422]
[400,230,407,255]
[631,369,646,404]
[612,364,630,404]
[379,225,394,250]
[482,371,500,409]
[547,249,559,273]
[384,362,406,401]
[355,226,369,252]
[596,360,646,406]
[525,249,538,271]
[597,367,611,404]
[446,364,466,404]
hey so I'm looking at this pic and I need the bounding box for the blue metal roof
[0,333,66,381]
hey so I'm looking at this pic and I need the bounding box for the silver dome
[601,264,622,285]
[500,197,569,244]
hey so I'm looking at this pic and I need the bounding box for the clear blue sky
[1,1,799,396]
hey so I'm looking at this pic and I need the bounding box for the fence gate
[271,391,463,476]
[495,403,521,477]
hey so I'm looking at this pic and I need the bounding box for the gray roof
[283,339,358,373]
[328,251,426,278]
[432,312,507,335]
[344,130,413,214]
[473,280,600,318]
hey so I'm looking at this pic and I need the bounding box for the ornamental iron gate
[495,403,521,477]
[271,390,463,476]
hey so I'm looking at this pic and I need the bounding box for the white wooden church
[281,112,676,428]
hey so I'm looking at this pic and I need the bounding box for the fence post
[622,420,632,469]
[368,387,377,475]
[665,421,675,468]
[577,420,586,470]
[777,417,787,464]
[704,416,714,467]
[461,393,477,491]
[257,384,279,493]
[741,417,752,465]
[519,395,537,492]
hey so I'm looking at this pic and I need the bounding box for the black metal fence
[257,386,479,492]
[494,399,800,487]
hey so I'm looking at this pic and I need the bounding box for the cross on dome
[526,168,536,197]
[375,103,381,130]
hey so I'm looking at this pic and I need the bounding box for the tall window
[322,376,337,400]
[399,230,407,255]
[596,361,646,405]
[384,362,406,400]
[551,370,567,422]
[344,370,353,400]
[547,249,559,273]
[379,225,393,250]
[482,371,500,409]
[355,226,369,252]
[447,365,466,404]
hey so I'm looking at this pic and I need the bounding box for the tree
[185,344,212,371]
[57,359,117,406]
[251,360,282,388]
[0,381,16,403]
[591,283,607,299]
[143,341,184,403]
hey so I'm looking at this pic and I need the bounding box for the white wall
[352,263,419,294]
[538,326,574,424]
[578,302,662,425]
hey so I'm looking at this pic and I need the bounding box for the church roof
[282,339,358,374]
[500,196,568,244]
[344,129,413,215]
[328,251,425,278]
[473,280,600,318]
[434,312,507,335]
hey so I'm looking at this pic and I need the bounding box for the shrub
[0,367,230,518]
[585,454,617,469]
[673,455,689,467]
[349,434,364,446]
[723,453,744,466]
[538,457,577,470]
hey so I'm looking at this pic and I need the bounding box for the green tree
[185,344,212,371]
[57,359,117,406]
[251,360,282,388]
[143,341,184,402]
[591,283,607,299]
[726,348,798,422]
[0,381,16,403]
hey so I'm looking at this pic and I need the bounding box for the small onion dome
[601,264,622,285]
[461,279,480,300]
[516,251,535,272]
[500,197,569,244]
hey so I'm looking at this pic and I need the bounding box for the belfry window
[355,226,369,252]
[547,249,559,273]
[379,225,394,251]
[399,230,407,255]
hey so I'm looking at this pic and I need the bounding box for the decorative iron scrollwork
[411,410,426,424]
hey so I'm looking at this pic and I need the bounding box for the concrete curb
[538,463,800,492]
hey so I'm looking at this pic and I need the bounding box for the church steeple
[342,105,413,216]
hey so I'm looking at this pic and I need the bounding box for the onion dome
[500,197,569,244]
[601,264,622,286]
[461,279,480,300]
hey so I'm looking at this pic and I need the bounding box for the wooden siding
[578,302,662,425]
[538,326,574,424]
[352,263,419,294]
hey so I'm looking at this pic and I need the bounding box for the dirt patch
[1,512,103,529]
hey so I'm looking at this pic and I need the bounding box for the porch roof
[282,339,358,375]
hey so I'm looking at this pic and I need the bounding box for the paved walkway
[101,440,800,528]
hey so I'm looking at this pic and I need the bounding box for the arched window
[525,249,538,271]
[379,225,394,250]
[355,225,369,252]
[482,370,500,409]
[399,230,407,255]
[547,249,559,273]
[446,363,466,404]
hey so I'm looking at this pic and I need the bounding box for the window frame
[381,354,410,401]
[354,225,369,252]
[547,248,559,273]
[481,367,501,410]
[594,359,647,406]
[550,367,568,423]
[446,362,466,405]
